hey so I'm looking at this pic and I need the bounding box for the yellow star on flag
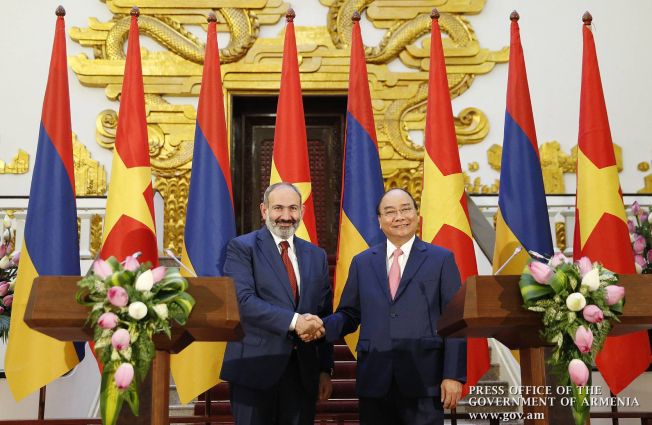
[576,149,627,249]
[102,152,155,244]
[421,155,472,242]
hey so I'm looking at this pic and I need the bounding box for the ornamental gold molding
[69,0,506,248]
[73,133,107,196]
[0,150,29,174]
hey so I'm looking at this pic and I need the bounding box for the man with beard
[220,182,333,425]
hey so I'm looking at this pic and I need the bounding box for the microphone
[527,250,550,262]
[493,246,522,275]
[164,249,197,277]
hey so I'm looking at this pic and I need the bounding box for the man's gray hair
[263,182,303,206]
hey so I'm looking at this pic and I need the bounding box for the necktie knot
[393,247,403,259]
[279,240,290,252]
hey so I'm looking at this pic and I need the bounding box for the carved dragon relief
[70,0,508,252]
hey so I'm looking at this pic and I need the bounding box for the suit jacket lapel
[295,238,311,310]
[394,237,427,301]
[371,242,392,303]
[256,227,296,307]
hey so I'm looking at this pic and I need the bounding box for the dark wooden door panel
[231,96,346,254]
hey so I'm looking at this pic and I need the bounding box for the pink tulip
[107,286,129,307]
[631,201,641,216]
[114,363,134,390]
[574,326,594,353]
[3,295,13,307]
[151,266,166,283]
[528,261,554,284]
[124,255,140,272]
[93,259,113,279]
[0,306,4,314]
[582,305,604,323]
[97,312,119,330]
[111,328,131,351]
[569,359,590,387]
[604,285,625,305]
[635,255,646,268]
[642,213,649,223]
[0,245,6,258]
[11,250,20,265]
[633,235,646,255]
[627,219,636,233]
[576,257,593,277]
[550,252,571,267]
[0,282,9,297]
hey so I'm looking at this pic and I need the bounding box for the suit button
[390,313,398,318]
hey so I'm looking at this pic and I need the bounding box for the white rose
[566,293,587,312]
[128,301,148,320]
[135,270,154,292]
[580,268,601,291]
[153,304,168,320]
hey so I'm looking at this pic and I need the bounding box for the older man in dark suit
[317,188,466,425]
[220,182,333,425]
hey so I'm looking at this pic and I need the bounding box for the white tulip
[2,229,10,242]
[0,257,10,269]
[3,215,11,229]
[648,213,652,224]
[566,293,587,312]
[153,304,168,320]
[635,263,643,274]
[135,270,154,292]
[580,268,601,291]
[128,301,148,320]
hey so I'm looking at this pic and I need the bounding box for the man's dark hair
[376,188,419,216]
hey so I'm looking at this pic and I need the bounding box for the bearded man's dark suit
[220,226,333,425]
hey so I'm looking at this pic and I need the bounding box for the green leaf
[519,273,555,303]
[100,367,125,425]
[123,387,139,417]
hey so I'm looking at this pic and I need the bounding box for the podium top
[437,274,652,349]
[24,276,242,353]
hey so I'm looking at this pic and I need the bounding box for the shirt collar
[271,232,295,252]
[386,235,416,260]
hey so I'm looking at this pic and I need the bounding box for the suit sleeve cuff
[288,313,299,331]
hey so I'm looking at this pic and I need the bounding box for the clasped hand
[295,314,325,342]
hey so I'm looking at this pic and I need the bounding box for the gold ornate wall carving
[0,150,29,174]
[69,0,507,252]
[73,133,107,196]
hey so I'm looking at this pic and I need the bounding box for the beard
[265,215,300,239]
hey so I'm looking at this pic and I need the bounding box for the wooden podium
[23,276,243,425]
[438,274,652,425]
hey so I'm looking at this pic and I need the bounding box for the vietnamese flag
[269,9,318,244]
[419,9,489,396]
[573,12,651,394]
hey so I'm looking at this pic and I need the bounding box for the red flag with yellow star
[100,9,158,267]
[420,10,489,395]
[270,10,318,243]
[573,15,651,394]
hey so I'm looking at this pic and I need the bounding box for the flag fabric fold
[170,14,237,404]
[99,11,158,268]
[574,17,651,394]
[334,15,385,355]
[419,11,489,395]
[493,14,554,277]
[270,11,318,243]
[4,8,84,401]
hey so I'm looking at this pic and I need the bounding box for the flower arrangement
[519,253,625,425]
[628,201,651,274]
[0,214,19,342]
[76,254,195,425]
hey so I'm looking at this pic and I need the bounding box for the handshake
[295,313,325,342]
